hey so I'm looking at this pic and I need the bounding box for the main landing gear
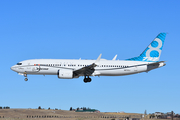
[83,76,92,83]
[24,73,28,81]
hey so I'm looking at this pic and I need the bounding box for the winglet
[95,54,102,65]
[112,54,117,60]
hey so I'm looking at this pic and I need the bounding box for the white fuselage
[10,33,167,82]
[11,59,165,78]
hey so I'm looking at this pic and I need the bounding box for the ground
[0,109,142,120]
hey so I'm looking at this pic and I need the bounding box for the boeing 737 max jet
[11,33,167,83]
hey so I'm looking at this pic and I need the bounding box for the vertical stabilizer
[127,33,166,62]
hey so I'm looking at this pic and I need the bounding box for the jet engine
[57,69,73,79]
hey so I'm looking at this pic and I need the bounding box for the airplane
[11,33,167,83]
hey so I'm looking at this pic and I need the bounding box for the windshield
[17,63,22,65]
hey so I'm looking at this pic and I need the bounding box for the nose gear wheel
[24,73,28,81]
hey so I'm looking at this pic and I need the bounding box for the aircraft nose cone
[11,66,16,71]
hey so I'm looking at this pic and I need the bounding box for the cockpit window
[17,63,22,65]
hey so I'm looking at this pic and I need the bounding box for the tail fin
[127,33,166,62]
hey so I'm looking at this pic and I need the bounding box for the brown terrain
[0,109,142,120]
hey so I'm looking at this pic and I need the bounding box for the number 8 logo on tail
[146,38,162,61]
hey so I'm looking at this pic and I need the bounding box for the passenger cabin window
[17,63,22,65]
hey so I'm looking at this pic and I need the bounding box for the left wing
[73,54,102,76]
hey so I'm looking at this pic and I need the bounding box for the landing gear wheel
[83,76,92,83]
[87,78,92,82]
[24,78,28,81]
[83,78,88,83]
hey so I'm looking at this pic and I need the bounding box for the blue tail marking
[126,33,166,62]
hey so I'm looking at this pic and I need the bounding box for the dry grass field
[0,109,142,120]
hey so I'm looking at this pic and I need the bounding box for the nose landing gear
[83,76,92,83]
[24,73,28,81]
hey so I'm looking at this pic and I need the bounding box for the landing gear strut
[24,73,28,81]
[83,76,92,83]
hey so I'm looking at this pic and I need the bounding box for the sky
[0,0,180,114]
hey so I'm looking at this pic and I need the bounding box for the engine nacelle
[57,69,73,79]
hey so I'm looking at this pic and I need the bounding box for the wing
[73,54,102,76]
[73,63,96,76]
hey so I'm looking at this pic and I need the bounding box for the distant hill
[0,109,142,120]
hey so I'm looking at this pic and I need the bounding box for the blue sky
[0,0,180,114]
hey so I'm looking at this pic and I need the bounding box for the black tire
[88,78,92,82]
[83,78,87,83]
[24,78,28,81]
